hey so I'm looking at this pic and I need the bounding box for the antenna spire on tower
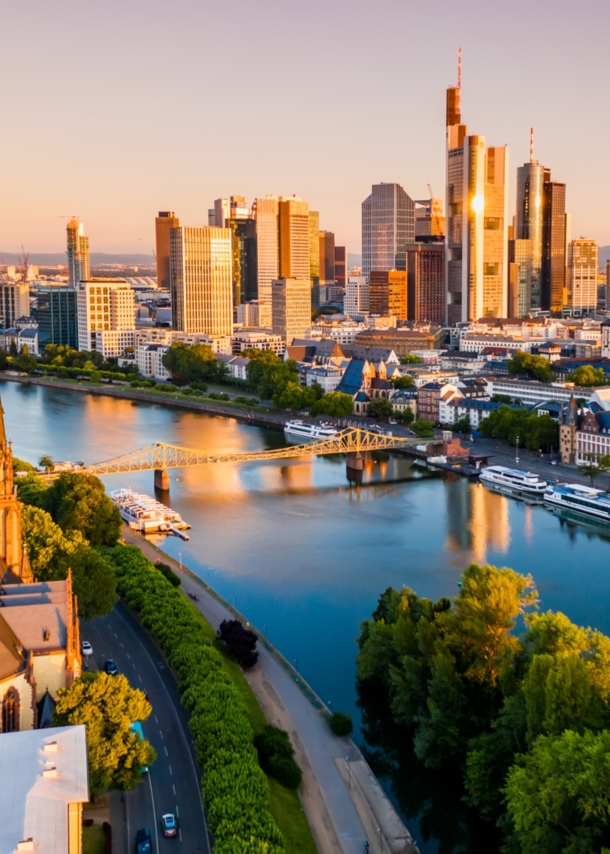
[456,47,462,113]
[530,127,534,162]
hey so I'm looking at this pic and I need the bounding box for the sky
[1,0,609,256]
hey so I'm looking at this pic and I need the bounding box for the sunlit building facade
[515,162,545,310]
[76,278,135,352]
[309,211,320,308]
[369,270,407,319]
[155,211,179,290]
[271,277,311,344]
[66,218,90,287]
[406,243,445,323]
[541,176,567,312]
[254,196,280,327]
[362,183,415,277]
[567,238,599,314]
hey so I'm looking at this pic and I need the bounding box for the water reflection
[445,480,510,562]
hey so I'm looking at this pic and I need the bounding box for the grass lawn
[82,824,105,854]
[182,595,318,854]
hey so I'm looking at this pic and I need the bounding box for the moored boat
[110,488,191,534]
[284,420,338,440]
[544,482,610,522]
[480,465,547,495]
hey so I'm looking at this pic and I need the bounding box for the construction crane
[19,244,29,282]
[426,184,443,238]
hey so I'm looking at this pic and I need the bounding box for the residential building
[66,218,90,287]
[0,282,30,329]
[309,211,320,308]
[362,183,415,276]
[0,726,89,854]
[406,243,445,323]
[574,408,610,465]
[169,226,233,335]
[136,343,171,380]
[369,270,407,319]
[311,317,368,345]
[93,329,136,359]
[271,278,311,344]
[606,259,610,309]
[1,327,40,356]
[344,276,369,316]
[354,326,445,355]
[155,211,179,290]
[216,354,250,381]
[486,377,595,407]
[389,388,418,417]
[254,196,280,327]
[541,175,567,311]
[418,381,461,423]
[414,198,445,239]
[76,278,135,352]
[305,364,344,392]
[231,328,285,355]
[445,83,509,323]
[440,397,502,429]
[134,328,232,354]
[36,286,77,348]
[567,238,598,314]
[602,319,610,359]
[334,246,347,292]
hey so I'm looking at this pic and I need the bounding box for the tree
[53,672,155,793]
[579,453,599,486]
[39,454,54,472]
[412,418,435,437]
[392,375,415,389]
[17,472,51,507]
[567,365,607,387]
[161,341,220,385]
[401,354,423,365]
[0,350,7,370]
[453,415,471,434]
[12,457,36,472]
[492,394,513,403]
[243,349,281,389]
[9,338,17,357]
[367,397,394,419]
[44,472,122,546]
[329,711,353,736]
[507,350,554,383]
[217,619,259,668]
[310,391,354,418]
[70,547,118,621]
[258,360,299,401]
[274,381,317,411]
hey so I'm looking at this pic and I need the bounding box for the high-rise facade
[319,231,335,288]
[271,277,311,344]
[406,244,445,323]
[66,219,90,287]
[37,286,78,348]
[567,238,598,314]
[345,277,369,316]
[414,198,445,239]
[76,279,135,351]
[445,85,508,324]
[508,238,532,317]
[0,282,30,327]
[155,211,180,290]
[279,197,310,280]
[369,270,407,319]
[254,196,280,327]
[541,176,567,312]
[169,227,233,335]
[362,183,415,276]
[229,218,258,308]
[515,161,545,309]
[309,211,320,309]
[334,246,347,292]
[606,259,610,310]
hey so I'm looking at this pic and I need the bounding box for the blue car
[136,828,151,853]
[105,659,119,676]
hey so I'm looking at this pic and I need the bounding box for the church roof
[336,360,366,395]
[0,581,69,652]
[0,613,25,681]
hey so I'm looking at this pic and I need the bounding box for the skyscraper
[66,218,90,287]
[369,270,407,319]
[362,183,415,276]
[319,230,335,290]
[37,286,78,348]
[155,211,179,290]
[279,197,310,280]
[334,246,347,293]
[414,198,445,240]
[254,196,280,327]
[567,238,598,314]
[271,278,311,343]
[515,157,545,309]
[406,244,445,323]
[76,279,135,352]
[345,277,369,316]
[169,227,233,335]
[541,176,567,312]
[309,211,320,309]
[445,73,508,324]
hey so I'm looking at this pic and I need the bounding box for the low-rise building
[231,328,285,356]
[417,382,461,423]
[136,343,171,380]
[486,378,595,407]
[216,354,250,380]
[305,364,344,392]
[440,397,502,429]
[0,327,40,356]
[389,388,417,417]
[354,326,444,356]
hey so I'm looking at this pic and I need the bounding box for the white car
[81,640,93,656]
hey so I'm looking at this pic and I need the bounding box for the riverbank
[123,527,418,854]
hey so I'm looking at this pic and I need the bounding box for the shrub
[217,619,259,668]
[155,560,181,587]
[329,711,353,736]
[106,547,284,853]
[254,725,302,790]
[181,387,194,396]
[190,382,208,392]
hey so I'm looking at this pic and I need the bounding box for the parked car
[161,814,178,837]
[81,640,93,656]
[105,659,119,676]
[136,828,152,853]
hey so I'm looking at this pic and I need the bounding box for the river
[6,380,610,852]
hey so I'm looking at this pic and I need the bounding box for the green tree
[258,360,299,402]
[507,350,554,382]
[53,672,155,793]
[12,457,36,472]
[367,397,394,419]
[17,471,51,507]
[44,473,122,546]
[274,381,317,411]
[310,391,354,417]
[453,415,471,433]
[161,341,221,385]
[70,547,118,620]
[9,338,17,357]
[579,453,600,486]
[391,375,415,389]
[401,354,423,365]
[397,407,415,425]
[243,349,281,389]
[39,454,54,472]
[567,365,607,387]
[0,350,8,370]
[412,418,435,437]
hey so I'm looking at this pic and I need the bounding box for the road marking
[126,653,131,660]
[169,764,172,775]
[120,642,125,648]
[147,772,160,853]
[155,715,159,724]
[176,805,179,818]
[165,746,169,757]
[113,632,118,638]
[138,675,142,682]
[173,784,176,796]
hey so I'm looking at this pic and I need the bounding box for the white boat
[110,489,191,534]
[480,465,547,495]
[544,482,610,522]
[284,420,338,440]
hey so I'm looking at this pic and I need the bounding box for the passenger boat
[284,420,338,440]
[479,465,547,495]
[544,482,610,522]
[110,489,191,534]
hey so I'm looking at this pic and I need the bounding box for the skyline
[1,0,609,255]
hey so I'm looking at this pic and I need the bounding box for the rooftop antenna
[456,47,462,114]
[530,127,534,163]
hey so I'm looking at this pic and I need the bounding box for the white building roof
[0,725,89,854]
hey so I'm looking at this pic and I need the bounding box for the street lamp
[515,435,520,465]
[178,551,182,570]
[345,754,351,789]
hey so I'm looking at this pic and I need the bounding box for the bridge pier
[346,452,364,472]
[154,469,170,491]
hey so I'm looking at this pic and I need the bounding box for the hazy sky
[1,0,609,255]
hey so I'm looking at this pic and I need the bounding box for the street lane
[84,602,209,854]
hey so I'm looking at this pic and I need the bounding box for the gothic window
[2,687,19,732]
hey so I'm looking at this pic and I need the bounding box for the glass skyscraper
[362,183,415,277]
[515,162,545,309]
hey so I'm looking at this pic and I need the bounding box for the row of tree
[478,405,559,451]
[357,564,610,853]
[507,351,608,387]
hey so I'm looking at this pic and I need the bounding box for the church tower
[560,394,579,464]
[0,395,29,582]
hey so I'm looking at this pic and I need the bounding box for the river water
[7,381,610,852]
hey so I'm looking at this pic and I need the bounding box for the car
[81,640,93,656]
[105,659,119,676]
[161,814,178,837]
[136,828,152,852]
[551,460,558,466]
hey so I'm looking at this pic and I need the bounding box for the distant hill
[599,246,610,268]
[348,253,362,268]
[0,252,155,266]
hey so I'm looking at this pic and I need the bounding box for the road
[83,602,210,854]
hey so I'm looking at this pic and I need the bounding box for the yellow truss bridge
[80,428,430,487]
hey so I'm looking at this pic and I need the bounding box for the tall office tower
[508,238,533,317]
[606,259,610,309]
[309,211,320,309]
[334,246,347,291]
[255,196,280,327]
[271,277,311,343]
[155,211,180,290]
[406,244,445,323]
[369,270,407,318]
[567,238,599,314]
[66,218,90,287]
[0,282,30,327]
[37,286,78,347]
[76,279,135,351]
[414,198,446,240]
[169,227,233,335]
[230,196,249,220]
[210,198,230,228]
[279,197,310,280]
[319,231,335,287]
[445,73,508,324]
[515,156,545,309]
[541,175,567,311]
[345,276,370,316]
[228,199,257,309]
[362,183,415,276]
